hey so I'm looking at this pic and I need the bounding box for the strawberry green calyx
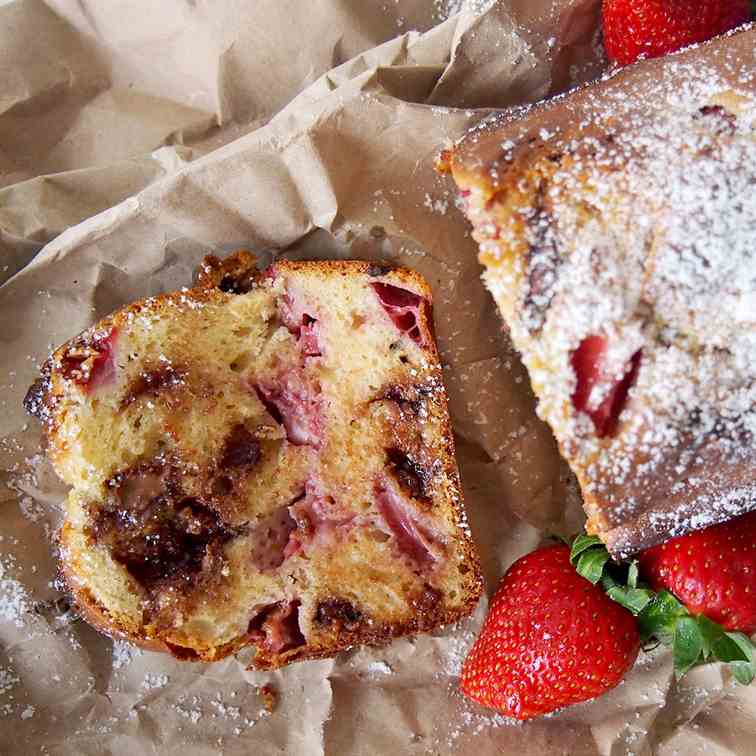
[643,593,756,683]
[570,534,610,582]
[569,535,756,683]
[570,535,655,615]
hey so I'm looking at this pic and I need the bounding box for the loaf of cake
[445,28,756,557]
[24,252,482,667]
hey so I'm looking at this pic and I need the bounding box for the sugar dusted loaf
[25,252,482,667]
[447,29,756,557]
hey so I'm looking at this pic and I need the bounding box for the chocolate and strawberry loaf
[24,252,482,667]
[446,28,756,558]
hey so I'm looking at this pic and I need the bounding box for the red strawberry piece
[639,511,756,634]
[298,314,321,357]
[461,545,639,720]
[571,335,607,413]
[287,480,356,555]
[247,601,305,654]
[373,475,440,567]
[603,0,752,67]
[252,369,324,447]
[59,327,119,393]
[571,335,641,438]
[279,291,322,358]
[371,282,427,346]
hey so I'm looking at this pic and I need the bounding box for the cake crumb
[0,554,32,628]
[210,693,241,720]
[259,684,277,712]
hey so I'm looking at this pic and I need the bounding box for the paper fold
[1,1,751,754]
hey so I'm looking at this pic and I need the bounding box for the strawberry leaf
[570,535,756,685]
[673,616,704,679]
[606,585,655,616]
[730,661,756,685]
[728,633,756,663]
[712,632,753,664]
[567,531,756,686]
[712,632,756,684]
[601,571,653,615]
[576,548,610,584]
[696,615,724,659]
[570,534,604,564]
[638,590,687,644]
[570,534,612,584]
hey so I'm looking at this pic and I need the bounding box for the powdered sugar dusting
[172,691,269,734]
[112,640,143,670]
[0,665,20,718]
[455,34,756,552]
[433,0,495,22]
[437,620,478,677]
[141,673,169,690]
[0,666,19,697]
[0,553,32,628]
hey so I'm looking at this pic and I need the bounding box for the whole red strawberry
[603,0,752,66]
[460,545,640,719]
[640,511,756,633]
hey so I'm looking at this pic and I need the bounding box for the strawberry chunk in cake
[25,252,482,667]
[446,28,756,557]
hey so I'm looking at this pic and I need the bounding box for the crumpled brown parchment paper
[1,1,752,754]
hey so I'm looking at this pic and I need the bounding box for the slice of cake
[445,28,756,557]
[25,251,482,667]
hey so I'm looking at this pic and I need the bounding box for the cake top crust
[450,27,756,556]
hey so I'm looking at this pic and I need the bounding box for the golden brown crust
[29,252,435,446]
[63,496,482,668]
[448,28,756,558]
[32,250,482,667]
